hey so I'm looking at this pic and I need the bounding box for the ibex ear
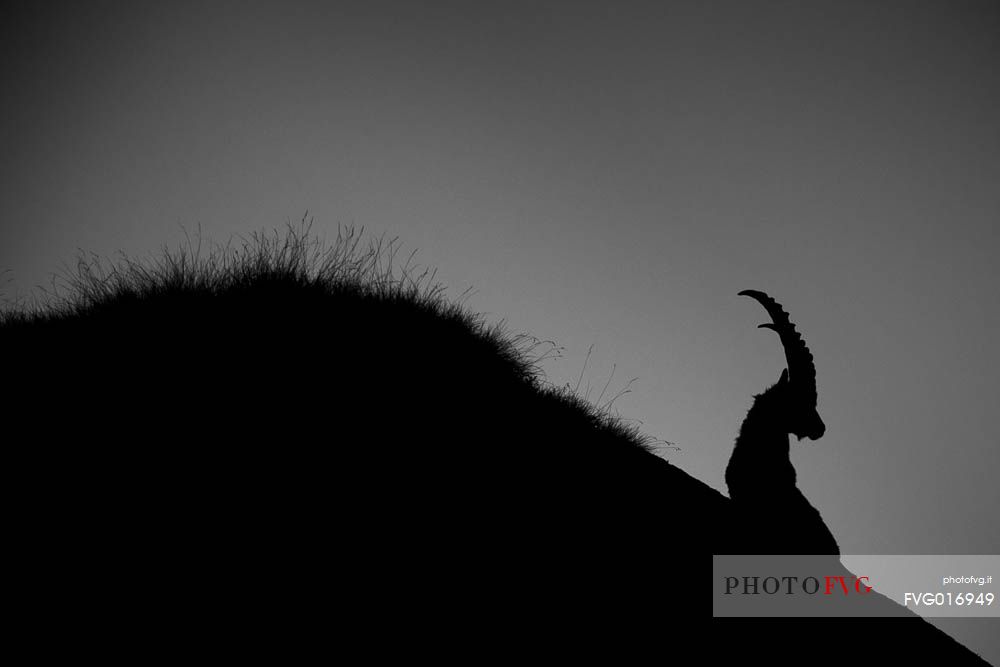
[778,368,789,385]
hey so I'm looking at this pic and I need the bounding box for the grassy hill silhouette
[3,225,987,662]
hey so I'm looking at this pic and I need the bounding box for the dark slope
[3,229,986,663]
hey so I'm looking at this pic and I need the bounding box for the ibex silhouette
[726,290,839,555]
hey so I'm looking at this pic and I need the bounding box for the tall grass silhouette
[3,224,986,663]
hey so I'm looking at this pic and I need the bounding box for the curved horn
[738,290,817,403]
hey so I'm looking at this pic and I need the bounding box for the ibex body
[725,290,839,554]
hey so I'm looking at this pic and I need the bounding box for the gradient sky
[2,0,998,657]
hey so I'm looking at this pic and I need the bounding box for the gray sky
[2,0,998,657]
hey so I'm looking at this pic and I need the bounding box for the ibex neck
[725,387,796,500]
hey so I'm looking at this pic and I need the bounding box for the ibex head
[740,290,825,441]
